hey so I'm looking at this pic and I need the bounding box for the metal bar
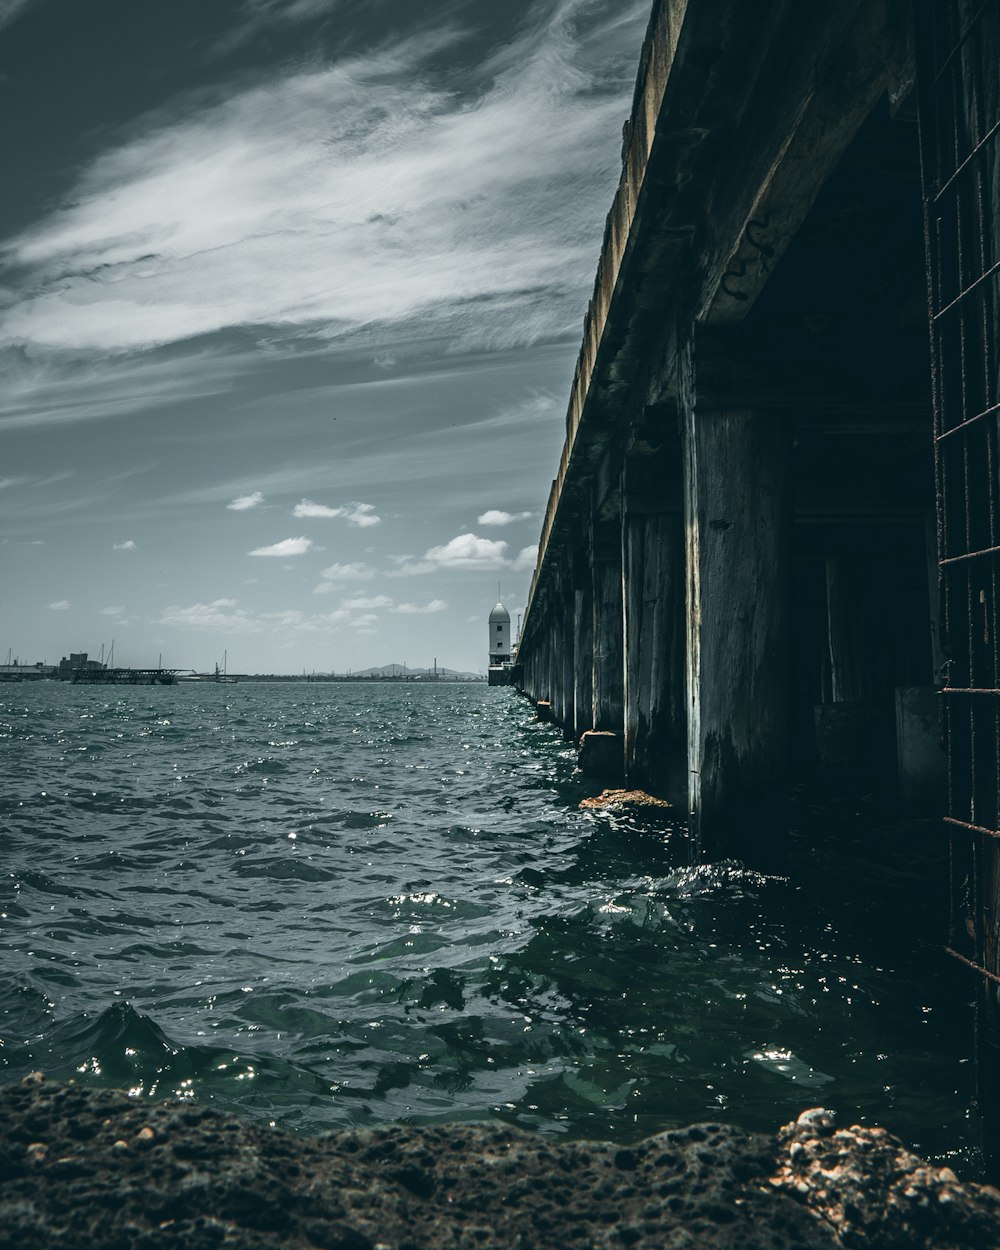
[932,257,1000,322]
[931,1,991,87]
[933,114,1000,205]
[945,815,1000,839]
[942,687,1000,695]
[934,397,1000,441]
[941,541,1000,566]
[947,946,1000,986]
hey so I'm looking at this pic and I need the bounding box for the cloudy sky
[0,0,647,674]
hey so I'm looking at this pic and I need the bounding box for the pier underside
[515,0,1000,1165]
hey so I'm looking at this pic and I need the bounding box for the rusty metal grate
[917,0,1000,986]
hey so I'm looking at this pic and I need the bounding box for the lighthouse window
[496,625,503,632]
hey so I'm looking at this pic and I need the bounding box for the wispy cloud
[293,499,380,526]
[393,599,446,614]
[237,0,337,27]
[159,598,261,633]
[101,605,126,616]
[113,539,137,550]
[0,0,37,33]
[215,0,339,52]
[249,535,314,557]
[478,509,532,526]
[1,3,644,355]
[228,491,264,511]
[341,594,392,610]
[47,599,70,610]
[0,347,242,432]
[158,596,380,636]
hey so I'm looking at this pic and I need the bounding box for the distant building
[488,602,511,667]
[58,652,105,678]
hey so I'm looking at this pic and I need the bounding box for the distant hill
[347,664,482,680]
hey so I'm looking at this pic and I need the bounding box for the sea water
[0,682,977,1169]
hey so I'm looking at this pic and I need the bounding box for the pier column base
[685,404,791,863]
[623,483,685,800]
[578,731,625,780]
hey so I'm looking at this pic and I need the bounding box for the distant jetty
[71,667,178,686]
[0,654,483,684]
[0,652,176,685]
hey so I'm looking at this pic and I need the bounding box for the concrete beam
[684,395,792,862]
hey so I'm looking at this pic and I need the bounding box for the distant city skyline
[0,0,649,672]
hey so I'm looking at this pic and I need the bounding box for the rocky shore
[2,1075,999,1249]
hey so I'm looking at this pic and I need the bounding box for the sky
[0,0,649,674]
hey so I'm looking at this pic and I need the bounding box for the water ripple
[0,682,978,1169]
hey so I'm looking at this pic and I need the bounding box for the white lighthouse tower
[488,601,511,667]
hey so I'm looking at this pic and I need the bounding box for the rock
[1,1079,998,1249]
[768,1107,1000,1250]
[579,787,673,812]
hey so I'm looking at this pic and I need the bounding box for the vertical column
[543,613,556,708]
[573,577,594,743]
[591,517,625,733]
[623,457,686,799]
[825,558,875,702]
[684,401,791,862]
[553,565,575,735]
[562,585,577,738]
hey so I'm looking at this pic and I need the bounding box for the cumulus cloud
[313,561,375,592]
[393,599,447,614]
[293,499,341,518]
[0,4,645,355]
[249,535,313,557]
[228,491,264,511]
[113,539,137,550]
[101,605,126,616]
[478,510,532,526]
[47,599,70,610]
[394,532,511,575]
[512,544,538,571]
[344,503,379,528]
[293,499,380,526]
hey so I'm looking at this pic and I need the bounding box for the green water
[0,682,977,1171]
